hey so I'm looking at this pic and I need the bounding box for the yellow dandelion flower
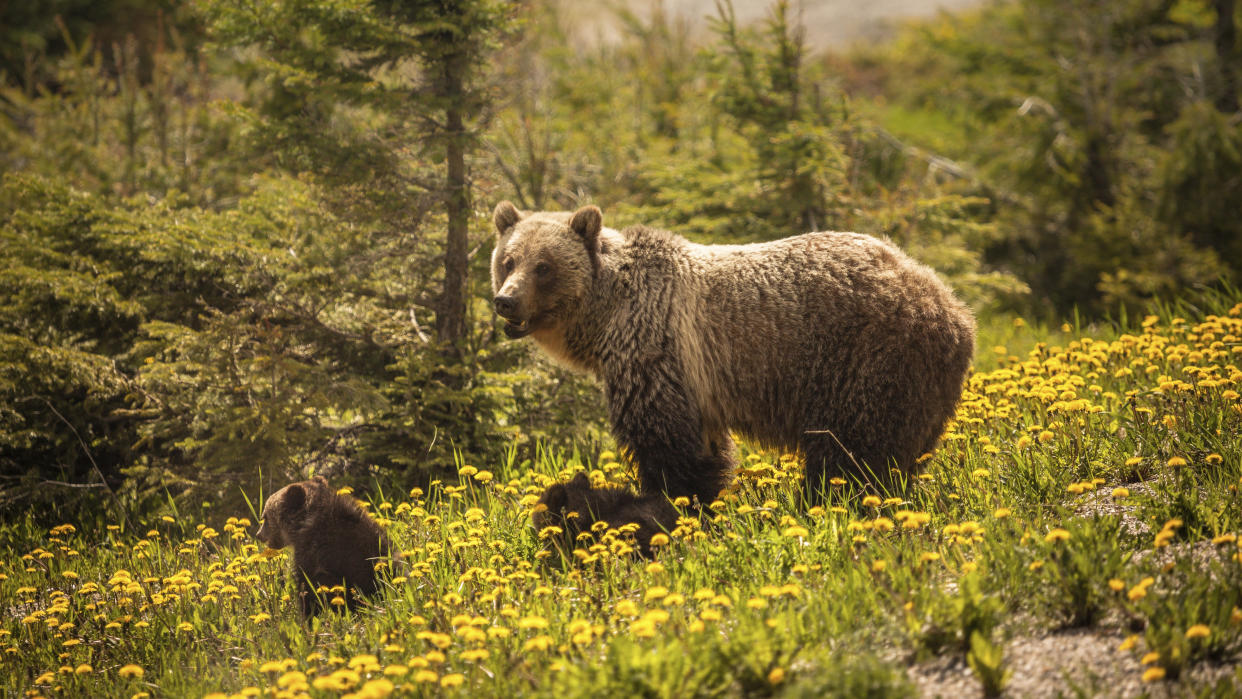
[1108,579,1125,592]
[993,507,1012,519]
[1118,635,1138,651]
[649,533,670,547]
[1045,528,1071,543]
[1167,456,1187,467]
[1140,652,1160,665]
[118,665,144,678]
[413,670,438,683]
[768,667,785,685]
[1142,667,1166,683]
[440,673,465,688]
[1185,624,1210,640]
[861,495,882,507]
[1111,487,1130,499]
[630,619,657,638]
[517,616,548,630]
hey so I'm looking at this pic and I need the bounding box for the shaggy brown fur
[533,473,679,558]
[254,476,391,617]
[491,202,975,507]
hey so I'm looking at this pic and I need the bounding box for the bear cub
[255,476,391,617]
[533,473,679,559]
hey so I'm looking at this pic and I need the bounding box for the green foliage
[967,630,1011,697]
[908,570,1003,655]
[3,291,1241,695]
[861,0,1242,313]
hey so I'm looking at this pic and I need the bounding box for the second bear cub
[255,476,391,617]
[533,473,679,558]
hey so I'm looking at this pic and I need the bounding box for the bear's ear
[539,482,569,515]
[493,201,522,235]
[569,205,603,272]
[569,205,602,245]
[567,472,592,491]
[283,483,307,512]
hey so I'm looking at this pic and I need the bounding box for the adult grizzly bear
[491,202,974,505]
[255,476,391,617]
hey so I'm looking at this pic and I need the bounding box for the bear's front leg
[605,368,732,505]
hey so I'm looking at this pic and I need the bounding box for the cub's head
[490,201,603,340]
[531,472,598,548]
[254,476,331,549]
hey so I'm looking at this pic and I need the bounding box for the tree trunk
[1215,0,1239,113]
[437,51,470,349]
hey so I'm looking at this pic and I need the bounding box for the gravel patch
[907,627,1240,697]
[1072,481,1157,538]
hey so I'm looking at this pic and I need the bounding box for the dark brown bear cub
[255,476,391,617]
[533,473,678,559]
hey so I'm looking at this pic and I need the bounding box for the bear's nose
[493,295,519,319]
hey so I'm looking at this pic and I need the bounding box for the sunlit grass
[4,294,1242,696]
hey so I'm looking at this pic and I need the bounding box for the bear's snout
[493,295,520,320]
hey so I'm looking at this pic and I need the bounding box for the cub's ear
[493,201,522,235]
[283,483,307,512]
[538,482,569,515]
[567,472,592,491]
[569,205,602,246]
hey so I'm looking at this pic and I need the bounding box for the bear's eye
[535,262,552,277]
[502,257,515,273]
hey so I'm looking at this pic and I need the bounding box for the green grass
[4,291,1242,697]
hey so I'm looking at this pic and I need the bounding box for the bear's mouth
[503,319,532,339]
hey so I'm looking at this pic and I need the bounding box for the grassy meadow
[4,289,1242,698]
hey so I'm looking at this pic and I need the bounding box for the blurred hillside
[567,0,989,48]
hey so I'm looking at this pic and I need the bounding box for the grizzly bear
[533,473,679,558]
[254,476,391,617]
[491,201,975,509]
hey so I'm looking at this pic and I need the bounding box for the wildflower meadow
[4,291,1241,697]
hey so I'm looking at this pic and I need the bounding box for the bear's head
[531,472,598,546]
[254,476,330,549]
[490,201,603,341]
